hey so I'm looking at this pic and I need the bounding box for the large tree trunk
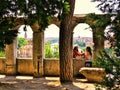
[59,0,75,82]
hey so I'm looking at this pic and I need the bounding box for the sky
[18,25,33,38]
[73,23,92,37]
[18,0,102,38]
[74,0,102,14]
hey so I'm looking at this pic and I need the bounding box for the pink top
[84,52,92,61]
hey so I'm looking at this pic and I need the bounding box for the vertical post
[33,31,44,77]
[93,27,105,58]
[5,39,17,75]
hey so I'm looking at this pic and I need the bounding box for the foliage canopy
[92,0,120,89]
[0,0,69,47]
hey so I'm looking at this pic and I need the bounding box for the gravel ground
[0,75,99,90]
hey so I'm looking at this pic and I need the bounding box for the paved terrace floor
[0,75,104,90]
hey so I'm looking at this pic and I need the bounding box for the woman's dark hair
[86,46,92,56]
[73,46,79,52]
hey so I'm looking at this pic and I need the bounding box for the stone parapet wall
[0,58,5,74]
[44,59,60,76]
[0,58,85,76]
[73,59,85,76]
[17,58,34,75]
[44,59,85,76]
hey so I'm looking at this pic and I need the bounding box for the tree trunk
[93,28,105,58]
[59,0,75,82]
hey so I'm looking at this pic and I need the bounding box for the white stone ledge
[79,67,106,82]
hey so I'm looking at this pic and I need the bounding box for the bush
[17,37,28,49]
[0,52,5,57]
[93,50,120,90]
[45,41,59,59]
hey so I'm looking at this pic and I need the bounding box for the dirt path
[0,75,98,90]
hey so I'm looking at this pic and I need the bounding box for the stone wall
[17,58,34,75]
[44,59,60,76]
[44,59,85,76]
[73,59,85,76]
[0,58,5,74]
[0,58,85,76]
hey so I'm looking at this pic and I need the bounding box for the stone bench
[79,67,106,83]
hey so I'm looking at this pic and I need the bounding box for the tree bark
[59,0,75,82]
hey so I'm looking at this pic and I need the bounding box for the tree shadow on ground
[0,76,95,90]
[41,78,84,90]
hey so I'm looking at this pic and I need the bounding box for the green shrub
[45,41,59,59]
[17,37,28,49]
[93,50,120,90]
[0,52,5,57]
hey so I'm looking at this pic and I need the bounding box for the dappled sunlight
[72,80,96,90]
[45,77,59,81]
[43,81,60,87]
[16,76,33,80]
[1,81,18,85]
[0,75,99,89]
[0,75,6,78]
[42,77,61,88]
[75,78,88,82]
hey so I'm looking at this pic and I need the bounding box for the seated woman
[84,46,92,61]
[73,46,81,59]
[83,46,92,67]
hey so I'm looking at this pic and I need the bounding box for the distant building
[17,40,33,58]
[74,36,93,47]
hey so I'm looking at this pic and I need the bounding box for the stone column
[5,39,17,75]
[93,27,105,58]
[33,31,44,77]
